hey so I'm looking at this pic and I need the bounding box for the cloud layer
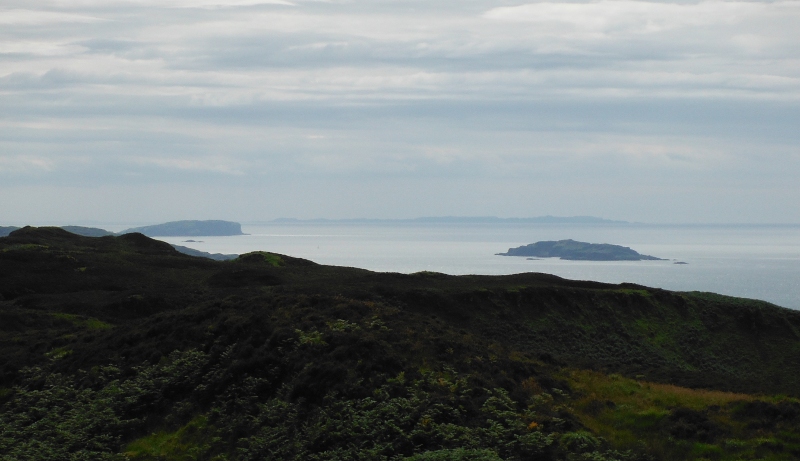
[1,0,799,223]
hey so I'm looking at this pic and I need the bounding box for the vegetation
[0,227,798,460]
[567,371,800,460]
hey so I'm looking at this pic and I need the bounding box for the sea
[108,222,799,310]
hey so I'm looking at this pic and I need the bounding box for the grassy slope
[1,227,799,460]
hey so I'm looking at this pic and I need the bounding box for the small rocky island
[120,220,245,237]
[498,239,664,261]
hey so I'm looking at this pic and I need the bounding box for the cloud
[483,1,766,34]
[129,156,246,175]
[0,9,104,25]
[40,0,295,8]
[1,0,799,222]
[0,155,56,174]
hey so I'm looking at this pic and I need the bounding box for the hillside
[0,227,798,461]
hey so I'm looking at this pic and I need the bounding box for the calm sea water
[151,223,799,310]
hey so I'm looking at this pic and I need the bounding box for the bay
[152,222,800,310]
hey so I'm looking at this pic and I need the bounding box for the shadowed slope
[1,227,799,461]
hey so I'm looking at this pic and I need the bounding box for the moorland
[0,227,799,461]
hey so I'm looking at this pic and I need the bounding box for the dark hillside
[1,227,798,461]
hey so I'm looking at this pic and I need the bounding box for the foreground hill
[0,227,798,461]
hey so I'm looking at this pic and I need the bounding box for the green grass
[237,251,285,267]
[45,346,73,360]
[1,243,49,252]
[124,415,218,461]
[566,370,800,461]
[52,313,113,330]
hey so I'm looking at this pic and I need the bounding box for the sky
[1,0,799,225]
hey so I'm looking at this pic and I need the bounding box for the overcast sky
[1,0,799,224]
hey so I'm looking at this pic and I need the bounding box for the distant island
[271,215,629,224]
[498,239,664,261]
[120,220,245,237]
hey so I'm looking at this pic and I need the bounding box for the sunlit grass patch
[124,415,216,460]
[565,369,800,461]
[1,243,49,252]
[568,370,753,411]
[52,312,113,330]
[236,251,285,267]
[45,346,72,360]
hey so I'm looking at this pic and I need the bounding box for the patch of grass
[52,313,113,330]
[615,288,652,297]
[690,442,724,459]
[569,370,753,411]
[124,415,217,460]
[327,318,361,332]
[45,347,73,360]
[567,370,800,461]
[236,251,285,267]
[295,328,327,346]
[1,243,49,252]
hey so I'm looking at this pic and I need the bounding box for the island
[497,239,664,261]
[119,220,245,237]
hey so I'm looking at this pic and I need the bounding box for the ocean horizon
[133,221,800,311]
